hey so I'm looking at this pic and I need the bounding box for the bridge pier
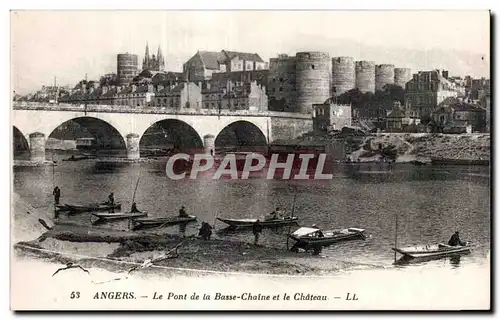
[29,132,46,163]
[126,133,140,160]
[203,134,215,155]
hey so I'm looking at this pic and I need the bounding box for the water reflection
[450,255,462,268]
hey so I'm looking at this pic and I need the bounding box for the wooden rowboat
[392,243,471,261]
[217,216,298,229]
[132,215,197,230]
[288,227,366,251]
[64,202,122,213]
[92,211,148,221]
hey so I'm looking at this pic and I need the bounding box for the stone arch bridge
[12,102,312,162]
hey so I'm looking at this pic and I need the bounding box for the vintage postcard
[10,10,491,311]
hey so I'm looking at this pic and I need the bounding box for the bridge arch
[139,119,204,156]
[215,120,268,153]
[13,126,29,160]
[46,117,127,155]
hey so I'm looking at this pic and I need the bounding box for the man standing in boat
[448,231,466,246]
[179,205,188,218]
[252,220,263,245]
[107,193,114,205]
[52,186,61,205]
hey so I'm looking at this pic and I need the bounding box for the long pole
[286,192,297,250]
[52,154,56,216]
[213,210,218,230]
[394,212,398,263]
[131,177,140,205]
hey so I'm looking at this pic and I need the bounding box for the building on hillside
[312,98,352,132]
[385,101,420,132]
[151,82,202,110]
[183,50,268,81]
[132,70,185,86]
[432,98,487,133]
[404,69,463,119]
[465,76,490,101]
[201,80,268,112]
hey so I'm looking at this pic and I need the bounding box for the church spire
[142,42,151,71]
[157,45,165,71]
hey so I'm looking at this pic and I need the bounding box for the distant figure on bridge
[179,206,188,218]
[448,231,466,246]
[52,186,61,205]
[107,193,114,205]
[130,202,140,213]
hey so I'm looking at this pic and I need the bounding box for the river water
[13,151,491,272]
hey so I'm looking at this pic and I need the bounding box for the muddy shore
[14,208,367,276]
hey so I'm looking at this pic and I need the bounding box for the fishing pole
[394,212,398,263]
[131,177,140,205]
[286,192,297,250]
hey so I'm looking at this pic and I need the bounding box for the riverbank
[363,133,490,163]
[280,131,490,164]
[12,194,365,276]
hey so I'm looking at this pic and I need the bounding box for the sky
[10,10,491,94]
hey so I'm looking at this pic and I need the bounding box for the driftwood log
[128,242,184,274]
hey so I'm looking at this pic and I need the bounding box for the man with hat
[448,231,466,246]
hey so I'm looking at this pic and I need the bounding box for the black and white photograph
[9,9,491,311]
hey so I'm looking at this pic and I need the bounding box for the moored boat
[131,215,197,230]
[217,216,298,229]
[92,211,148,221]
[62,155,95,162]
[392,243,471,262]
[288,226,366,251]
[64,202,122,213]
[431,158,489,166]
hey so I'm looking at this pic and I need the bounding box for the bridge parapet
[12,102,311,120]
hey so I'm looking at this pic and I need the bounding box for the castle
[142,43,165,72]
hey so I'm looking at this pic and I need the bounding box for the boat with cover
[91,211,148,221]
[217,216,298,229]
[131,215,197,230]
[392,242,471,261]
[288,226,366,251]
[64,202,122,213]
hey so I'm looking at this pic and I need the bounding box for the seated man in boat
[130,202,140,213]
[448,231,466,246]
[312,224,324,238]
[179,206,188,218]
[265,210,278,221]
[275,207,285,218]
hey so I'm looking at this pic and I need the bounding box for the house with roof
[200,79,267,112]
[152,82,202,110]
[183,50,268,81]
[385,101,420,132]
[432,98,486,133]
[404,69,463,119]
[312,98,352,132]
